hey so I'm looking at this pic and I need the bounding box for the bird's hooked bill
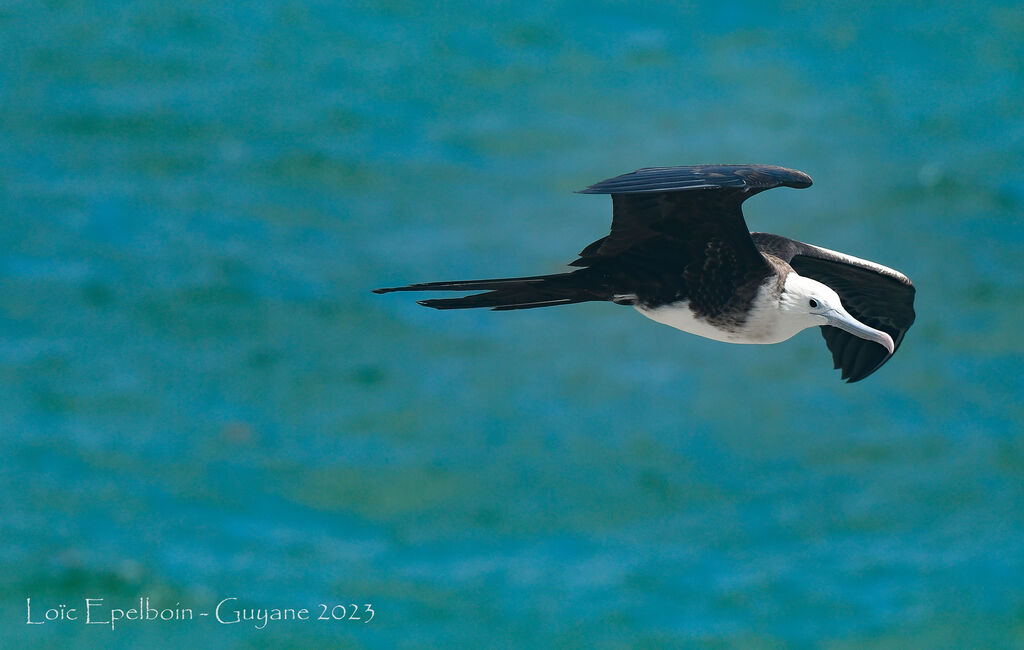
[825,308,895,355]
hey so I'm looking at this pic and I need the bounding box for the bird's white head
[781,273,895,355]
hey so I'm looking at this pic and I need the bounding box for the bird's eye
[809,298,819,309]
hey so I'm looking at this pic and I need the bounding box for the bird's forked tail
[373,270,610,310]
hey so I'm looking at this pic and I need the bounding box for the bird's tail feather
[373,271,607,310]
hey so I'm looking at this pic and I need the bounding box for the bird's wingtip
[790,170,813,188]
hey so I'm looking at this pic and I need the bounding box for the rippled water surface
[2,1,1022,647]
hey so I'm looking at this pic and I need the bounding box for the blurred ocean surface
[1,1,1022,647]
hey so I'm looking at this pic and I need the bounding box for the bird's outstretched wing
[753,232,916,382]
[578,164,813,196]
[573,165,813,317]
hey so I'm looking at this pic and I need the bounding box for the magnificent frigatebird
[374,165,916,382]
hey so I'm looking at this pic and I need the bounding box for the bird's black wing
[574,165,813,318]
[752,232,916,382]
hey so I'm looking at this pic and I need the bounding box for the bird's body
[635,278,794,346]
[375,165,916,382]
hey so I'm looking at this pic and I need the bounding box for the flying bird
[374,165,916,382]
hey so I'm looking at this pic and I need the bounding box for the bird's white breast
[634,280,806,345]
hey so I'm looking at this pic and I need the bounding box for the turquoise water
[2,1,1022,647]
